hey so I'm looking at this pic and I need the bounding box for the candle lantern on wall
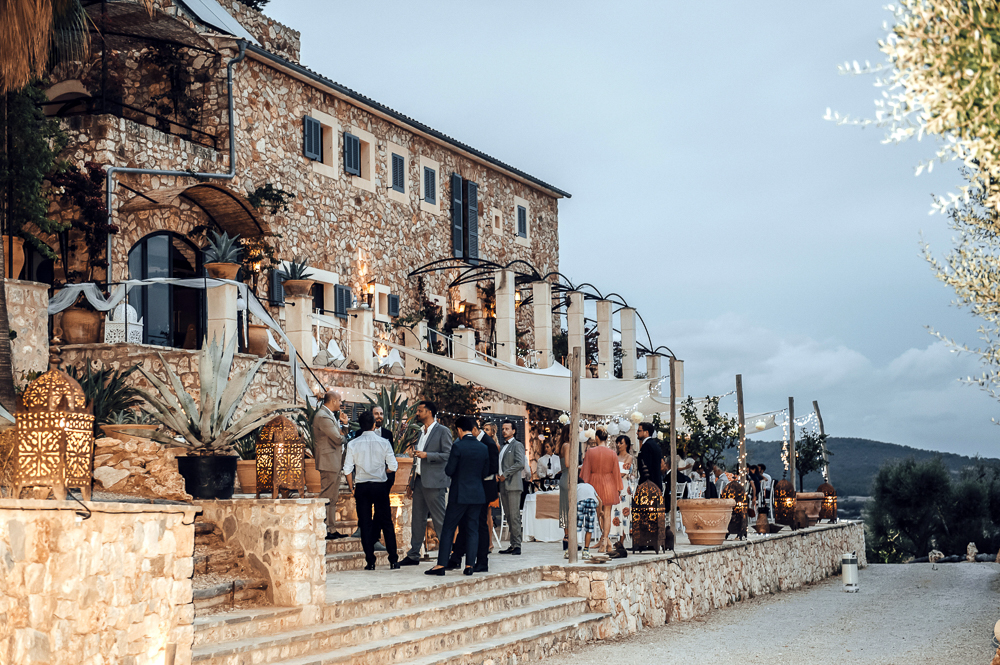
[255,415,305,498]
[773,479,797,527]
[630,480,665,553]
[13,369,95,500]
[818,482,838,523]
[721,481,747,540]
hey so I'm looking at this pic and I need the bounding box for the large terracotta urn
[304,457,321,493]
[282,279,314,297]
[247,323,269,357]
[100,424,158,440]
[2,235,24,279]
[205,262,240,280]
[677,498,736,546]
[794,492,824,529]
[392,456,413,494]
[60,307,102,344]
[236,459,256,494]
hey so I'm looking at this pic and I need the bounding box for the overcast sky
[267,0,997,457]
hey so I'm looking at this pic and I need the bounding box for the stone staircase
[193,521,268,612]
[324,521,403,572]
[190,568,607,665]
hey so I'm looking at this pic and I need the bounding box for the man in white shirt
[344,410,399,570]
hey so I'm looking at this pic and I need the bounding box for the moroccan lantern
[13,369,95,500]
[773,479,796,527]
[630,480,665,553]
[818,482,838,522]
[721,481,747,540]
[255,415,305,498]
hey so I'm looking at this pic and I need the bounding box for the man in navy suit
[447,416,499,572]
[425,416,490,576]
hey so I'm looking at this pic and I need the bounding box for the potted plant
[101,409,159,440]
[281,256,315,297]
[295,398,323,493]
[364,385,421,493]
[65,363,143,437]
[234,432,257,495]
[135,334,297,499]
[203,230,242,280]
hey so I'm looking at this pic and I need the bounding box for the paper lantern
[655,430,664,440]
[558,414,569,425]
[629,411,644,424]
[13,369,95,500]
[721,482,747,539]
[619,419,632,433]
[630,480,665,553]
[755,421,766,431]
[774,479,796,526]
[818,482,838,522]
[578,430,589,443]
[584,428,596,440]
[606,421,620,436]
[255,415,306,498]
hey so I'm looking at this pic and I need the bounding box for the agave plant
[284,256,315,280]
[203,230,242,264]
[136,335,297,455]
[65,363,143,436]
[365,385,420,454]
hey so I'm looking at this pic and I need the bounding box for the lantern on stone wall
[13,369,95,500]
[721,481,747,540]
[255,415,305,498]
[773,479,796,527]
[818,482,838,523]
[630,480,665,553]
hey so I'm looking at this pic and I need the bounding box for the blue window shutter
[463,179,479,265]
[388,294,400,318]
[344,133,361,176]
[424,167,436,204]
[334,284,351,318]
[451,173,464,258]
[517,206,527,238]
[391,154,405,192]
[269,268,286,306]
[303,116,321,161]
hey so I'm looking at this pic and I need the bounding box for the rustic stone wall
[546,522,866,639]
[197,499,326,609]
[5,280,48,381]
[92,436,191,502]
[0,499,198,665]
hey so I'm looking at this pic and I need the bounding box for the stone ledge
[0,498,200,515]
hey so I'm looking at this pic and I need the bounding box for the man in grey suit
[313,390,350,539]
[497,420,525,555]
[399,401,453,565]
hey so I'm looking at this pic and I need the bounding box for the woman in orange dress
[581,428,623,553]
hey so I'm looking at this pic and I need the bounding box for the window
[303,116,322,161]
[311,282,326,313]
[345,126,375,192]
[419,156,441,215]
[424,167,436,203]
[269,267,286,306]
[128,232,204,348]
[333,284,352,319]
[491,207,502,236]
[303,110,339,178]
[517,205,527,238]
[450,175,480,263]
[344,133,361,176]
[514,196,531,246]
[388,294,400,318]
[391,153,405,193]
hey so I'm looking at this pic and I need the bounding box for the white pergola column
[206,283,238,348]
[285,294,314,363]
[495,270,516,364]
[532,280,552,369]
[620,307,636,380]
[401,318,428,376]
[672,359,685,400]
[348,305,374,372]
[596,299,612,378]
[647,355,662,393]
[452,327,476,384]
[567,291,585,376]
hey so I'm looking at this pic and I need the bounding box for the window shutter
[334,284,351,318]
[303,116,321,161]
[387,294,400,318]
[517,205,527,238]
[391,154,405,192]
[424,167,436,204]
[451,173,464,258]
[344,133,361,176]
[269,268,286,306]
[463,179,479,265]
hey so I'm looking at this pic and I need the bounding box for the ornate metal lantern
[818,482,838,522]
[255,415,305,498]
[721,481,747,540]
[773,479,796,527]
[13,369,95,500]
[630,480,665,553]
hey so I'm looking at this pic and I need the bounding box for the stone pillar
[620,307,636,380]
[495,270,516,364]
[206,282,238,348]
[567,291,586,376]
[285,294,314,363]
[348,305,374,372]
[532,280,552,369]
[452,327,476,384]
[596,299,613,379]
[401,318,428,376]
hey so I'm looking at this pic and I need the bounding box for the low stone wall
[92,436,191,502]
[0,499,198,665]
[546,521,865,639]
[5,280,48,381]
[197,499,326,611]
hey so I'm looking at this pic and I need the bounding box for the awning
[118,183,269,236]
[84,1,219,53]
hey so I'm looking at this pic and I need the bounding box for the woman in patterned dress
[610,434,636,549]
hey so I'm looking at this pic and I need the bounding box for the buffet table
[523,491,562,542]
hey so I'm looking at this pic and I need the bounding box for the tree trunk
[0,94,19,415]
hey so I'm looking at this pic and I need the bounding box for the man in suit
[425,416,490,576]
[399,401,453,565]
[447,416,499,572]
[497,420,525,555]
[343,410,399,570]
[313,390,349,539]
[636,422,664,489]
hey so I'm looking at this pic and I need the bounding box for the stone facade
[0,499,198,665]
[5,280,48,382]
[197,499,327,610]
[92,436,191,502]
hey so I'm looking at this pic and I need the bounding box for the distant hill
[722,437,1000,497]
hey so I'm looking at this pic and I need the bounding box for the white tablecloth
[523,492,563,542]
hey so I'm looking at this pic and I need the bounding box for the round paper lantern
[654,430,664,440]
[629,411,644,424]
[606,421,620,436]
[755,420,766,431]
[578,430,590,443]
[558,413,569,425]
[619,419,632,433]
[584,428,597,440]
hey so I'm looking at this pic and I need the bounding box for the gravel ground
[545,563,1000,665]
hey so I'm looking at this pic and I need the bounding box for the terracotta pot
[304,458,321,493]
[205,262,240,280]
[677,498,736,546]
[794,492,824,528]
[247,323,269,357]
[1,236,24,280]
[391,456,413,494]
[236,459,256,494]
[61,307,103,344]
[100,424,158,440]
[282,279,315,297]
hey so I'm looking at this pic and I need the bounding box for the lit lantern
[630,480,665,553]
[773,479,797,527]
[13,369,95,500]
[818,482,838,522]
[721,481,747,540]
[255,415,305,498]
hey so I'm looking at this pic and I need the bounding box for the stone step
[324,549,401,572]
[325,537,365,554]
[193,596,589,665]
[194,607,306,647]
[193,578,268,612]
[193,546,242,576]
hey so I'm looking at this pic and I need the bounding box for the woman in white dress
[609,434,636,548]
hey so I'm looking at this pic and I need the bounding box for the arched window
[127,232,204,348]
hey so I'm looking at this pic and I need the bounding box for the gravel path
[546,563,1000,665]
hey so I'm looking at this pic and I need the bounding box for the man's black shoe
[364,563,376,570]
[398,558,420,566]
[463,567,473,576]
[498,546,516,554]
[511,548,521,555]
[389,562,401,570]
[472,563,488,573]
[445,559,461,570]
[424,567,446,576]
[326,531,347,540]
